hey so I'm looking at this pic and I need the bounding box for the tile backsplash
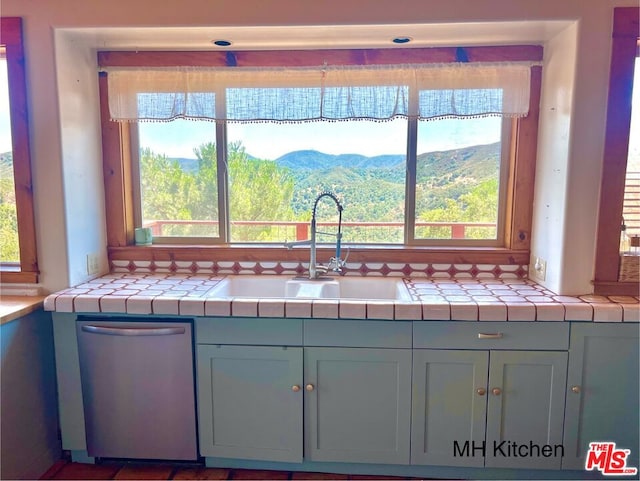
[110,259,528,280]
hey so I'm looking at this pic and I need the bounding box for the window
[594,7,639,295]
[620,56,640,258]
[99,47,541,267]
[226,119,408,244]
[134,114,512,246]
[0,18,38,283]
[411,116,509,244]
[0,49,19,261]
[135,119,221,240]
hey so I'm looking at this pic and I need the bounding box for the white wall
[1,0,638,294]
[530,22,578,294]
[54,30,108,288]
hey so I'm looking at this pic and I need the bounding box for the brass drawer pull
[476,387,486,396]
[478,332,503,339]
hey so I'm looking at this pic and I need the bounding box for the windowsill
[0,269,39,284]
[0,295,46,326]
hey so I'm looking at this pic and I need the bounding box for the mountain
[275,150,405,170]
[268,143,500,220]
[170,153,258,173]
[172,157,200,173]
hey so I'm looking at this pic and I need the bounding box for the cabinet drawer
[304,319,412,348]
[196,317,303,345]
[413,321,569,350]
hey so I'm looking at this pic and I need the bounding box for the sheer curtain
[105,63,534,123]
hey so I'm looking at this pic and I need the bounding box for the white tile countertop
[43,273,640,322]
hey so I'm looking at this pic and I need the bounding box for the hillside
[276,150,405,170]
[273,143,500,220]
[416,142,500,183]
[0,151,12,178]
[414,143,500,212]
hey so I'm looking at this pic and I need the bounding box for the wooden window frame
[99,46,541,267]
[594,7,640,296]
[0,17,38,284]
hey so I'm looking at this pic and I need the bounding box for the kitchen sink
[205,275,411,301]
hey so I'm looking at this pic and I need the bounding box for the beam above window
[98,45,543,68]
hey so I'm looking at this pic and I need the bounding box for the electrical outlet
[86,253,100,276]
[531,256,547,281]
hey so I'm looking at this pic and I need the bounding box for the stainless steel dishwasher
[76,318,198,460]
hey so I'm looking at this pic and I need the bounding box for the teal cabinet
[411,349,567,469]
[411,350,489,467]
[195,318,412,465]
[562,323,640,471]
[411,322,569,470]
[485,350,567,469]
[196,345,303,462]
[197,345,412,465]
[304,347,412,465]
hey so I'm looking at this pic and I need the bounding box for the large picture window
[99,47,541,267]
[107,61,532,247]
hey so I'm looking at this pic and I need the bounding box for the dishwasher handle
[81,325,186,337]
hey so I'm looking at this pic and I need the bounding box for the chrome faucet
[285,191,347,279]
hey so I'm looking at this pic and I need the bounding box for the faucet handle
[327,246,350,273]
[327,257,345,273]
[315,265,329,276]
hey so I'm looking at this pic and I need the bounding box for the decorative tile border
[110,259,529,280]
[43,272,640,322]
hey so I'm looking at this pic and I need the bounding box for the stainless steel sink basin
[205,275,411,301]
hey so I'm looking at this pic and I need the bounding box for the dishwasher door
[77,319,197,460]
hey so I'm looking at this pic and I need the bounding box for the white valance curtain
[105,63,533,123]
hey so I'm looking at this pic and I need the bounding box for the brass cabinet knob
[571,385,581,394]
[291,385,301,392]
[476,388,486,396]
[492,387,502,396]
[305,384,315,392]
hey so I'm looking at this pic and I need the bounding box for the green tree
[225,142,296,241]
[140,141,296,241]
[139,148,203,236]
[190,142,218,223]
[418,178,499,239]
[0,174,19,261]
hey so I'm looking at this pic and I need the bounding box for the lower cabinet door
[411,349,489,467]
[563,323,640,471]
[304,347,412,464]
[485,350,567,470]
[197,345,303,462]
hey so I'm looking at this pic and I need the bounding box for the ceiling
[59,20,572,51]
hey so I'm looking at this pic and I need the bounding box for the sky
[138,116,504,160]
